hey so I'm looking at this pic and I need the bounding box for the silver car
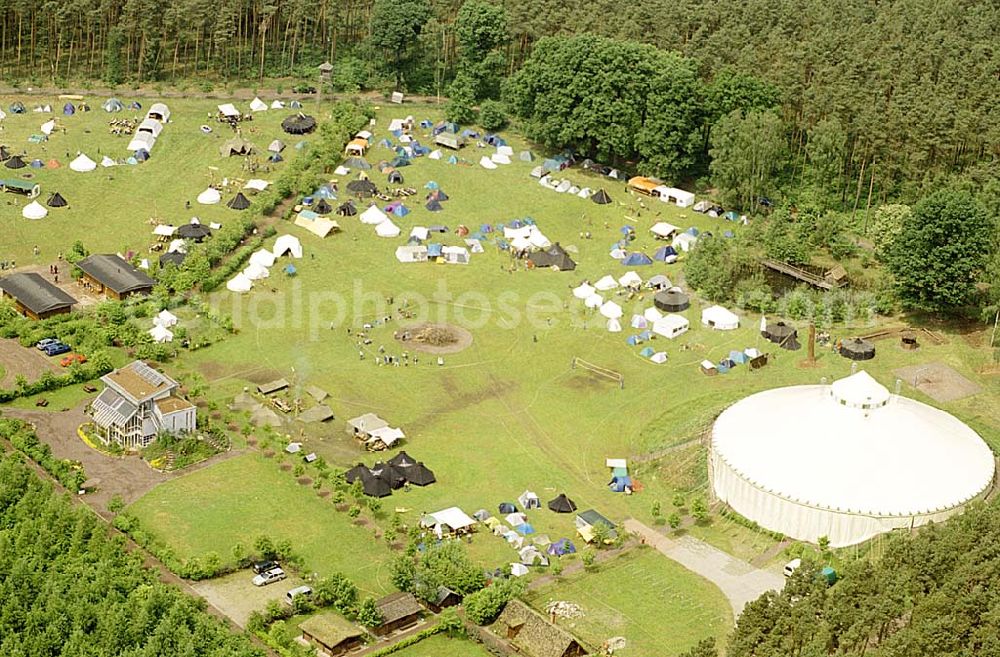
[252,567,286,586]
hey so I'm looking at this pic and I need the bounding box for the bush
[478,100,507,131]
[464,578,523,625]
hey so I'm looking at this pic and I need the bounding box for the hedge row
[0,418,86,491]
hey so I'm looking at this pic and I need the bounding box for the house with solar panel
[89,360,195,449]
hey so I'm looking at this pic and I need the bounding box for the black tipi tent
[425,199,443,212]
[159,251,186,267]
[226,192,252,210]
[764,321,800,350]
[346,179,377,196]
[177,222,212,241]
[405,462,436,486]
[5,155,26,169]
[371,462,407,489]
[313,198,332,215]
[0,146,10,161]
[337,201,358,216]
[388,451,417,469]
[547,494,577,513]
[46,192,68,208]
[281,113,317,135]
[528,243,576,271]
[591,189,612,205]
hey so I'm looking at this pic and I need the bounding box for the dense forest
[0,449,264,657]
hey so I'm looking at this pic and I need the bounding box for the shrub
[478,100,507,131]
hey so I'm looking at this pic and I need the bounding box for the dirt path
[623,518,785,619]
[527,541,638,591]
[0,338,62,388]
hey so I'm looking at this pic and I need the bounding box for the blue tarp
[461,129,479,138]
[390,204,410,217]
[622,252,653,266]
[729,350,749,364]
[298,210,318,220]
[609,475,632,492]
[427,243,444,257]
[514,523,535,535]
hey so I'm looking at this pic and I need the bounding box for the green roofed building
[0,178,40,198]
[299,613,364,656]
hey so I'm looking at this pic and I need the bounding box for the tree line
[0,448,264,657]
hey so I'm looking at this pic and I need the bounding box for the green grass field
[5,94,999,656]
[525,548,732,657]
[387,634,493,657]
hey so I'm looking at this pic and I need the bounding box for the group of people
[108,118,137,135]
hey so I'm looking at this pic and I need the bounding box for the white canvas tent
[217,103,240,118]
[594,275,618,291]
[701,305,739,330]
[643,307,663,323]
[22,201,48,219]
[573,283,596,299]
[618,271,642,288]
[196,188,221,205]
[479,156,497,170]
[672,233,698,252]
[149,324,174,343]
[40,119,56,135]
[465,239,484,253]
[294,214,339,238]
[395,245,428,263]
[69,154,97,172]
[606,318,622,332]
[650,222,679,239]
[360,205,388,225]
[410,226,429,241]
[375,220,401,238]
[249,97,268,112]
[137,118,164,138]
[428,149,442,160]
[226,272,253,293]
[127,131,156,152]
[491,152,511,165]
[146,103,170,122]
[600,300,623,319]
[101,156,117,168]
[244,179,270,191]
[243,263,270,280]
[652,314,690,339]
[270,100,285,109]
[249,249,276,268]
[654,186,695,207]
[272,234,303,258]
[442,246,470,264]
[152,224,176,237]
[584,293,604,309]
[155,309,178,327]
[650,351,668,364]
[517,491,540,510]
[497,145,514,157]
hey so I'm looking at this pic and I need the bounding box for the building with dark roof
[89,360,195,449]
[372,592,423,635]
[75,254,155,300]
[0,272,77,320]
[495,600,588,657]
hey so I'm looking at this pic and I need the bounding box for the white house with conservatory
[89,360,195,449]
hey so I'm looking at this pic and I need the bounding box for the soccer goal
[571,357,624,389]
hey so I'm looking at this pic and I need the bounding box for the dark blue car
[42,342,71,357]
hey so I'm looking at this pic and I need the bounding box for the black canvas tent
[404,462,436,486]
[346,179,377,196]
[591,188,612,205]
[528,243,576,271]
[344,157,372,170]
[653,289,690,312]
[337,201,358,216]
[388,451,417,469]
[345,463,393,498]
[177,222,212,241]
[839,337,875,361]
[159,251,186,267]
[282,113,317,135]
[425,199,443,212]
[547,493,577,513]
[226,192,252,210]
[313,198,332,215]
[370,462,407,489]
[764,321,800,350]
[5,155,26,169]
[387,170,404,184]
[46,192,68,208]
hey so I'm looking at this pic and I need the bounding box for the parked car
[252,567,286,587]
[42,342,71,357]
[286,585,313,605]
[60,354,87,367]
[36,338,59,350]
[252,560,279,574]
[292,84,316,94]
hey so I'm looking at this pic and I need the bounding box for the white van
[286,585,313,604]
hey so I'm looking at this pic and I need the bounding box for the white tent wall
[709,450,974,547]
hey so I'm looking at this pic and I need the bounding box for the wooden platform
[761,259,846,290]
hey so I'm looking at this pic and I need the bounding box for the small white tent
[618,271,642,288]
[244,179,270,191]
[270,100,285,109]
[40,119,56,135]
[243,262,270,280]
[479,156,497,170]
[491,152,511,165]
[643,307,663,322]
[672,232,698,253]
[149,324,174,343]
[226,272,253,293]
[22,201,48,219]
[146,103,170,122]
[155,309,178,327]
[127,131,156,152]
[606,318,623,332]
[428,149,442,160]
[594,275,618,291]
[217,103,240,118]
[650,222,680,239]
[653,314,690,339]
[702,305,739,330]
[69,154,97,172]
[249,97,268,112]
[101,155,117,168]
[573,283,596,299]
[584,293,604,309]
[360,205,388,225]
[196,188,221,205]
[272,234,303,258]
[395,245,428,263]
[375,220,401,238]
[600,300,623,319]
[650,351,668,364]
[249,249,276,268]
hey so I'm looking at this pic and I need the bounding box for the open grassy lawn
[0,94,313,264]
[128,452,394,594]
[525,547,732,657]
[386,634,494,657]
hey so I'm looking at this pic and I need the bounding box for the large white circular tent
[710,370,995,547]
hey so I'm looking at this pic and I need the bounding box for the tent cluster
[693,199,744,222]
[124,103,170,159]
[626,177,696,208]
[501,221,552,255]
[345,451,436,498]
[226,235,302,293]
[534,170,614,204]
[478,143,515,170]
[148,308,178,343]
[700,347,766,376]
[475,492,580,573]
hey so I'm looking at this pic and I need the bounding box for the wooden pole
[808,323,816,363]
